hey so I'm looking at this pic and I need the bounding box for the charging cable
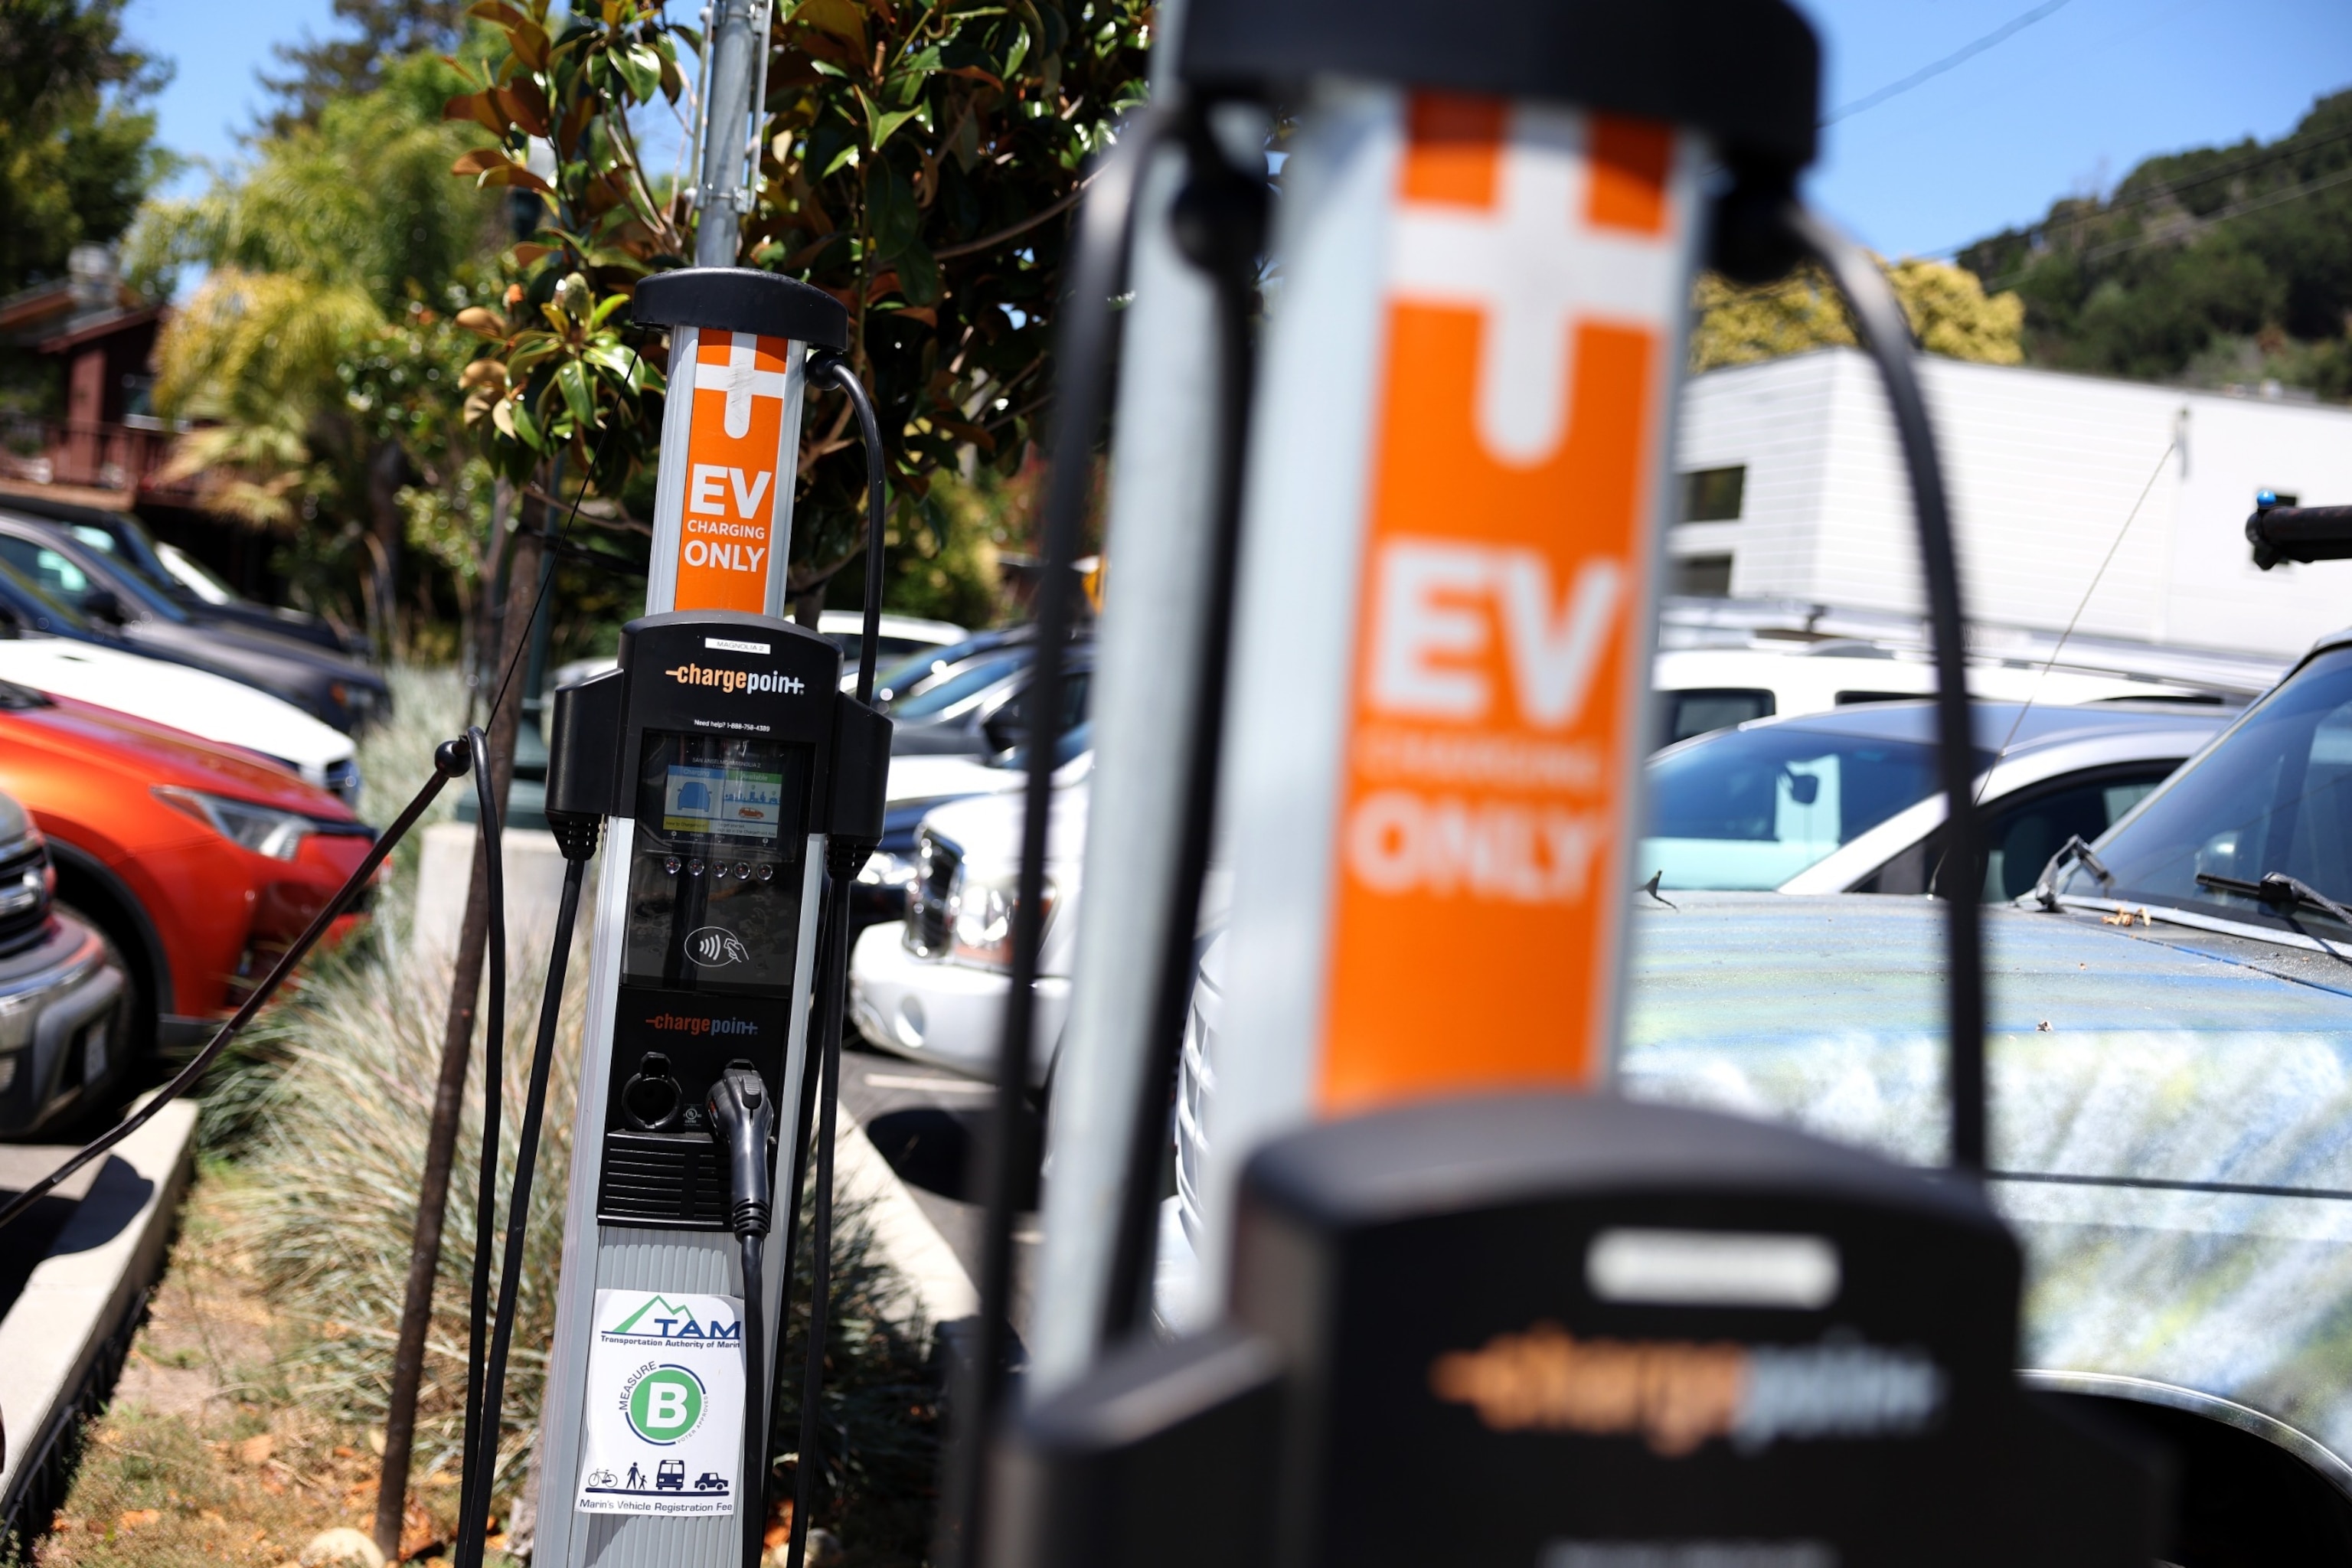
[707,1062,777,1568]
[450,817,599,1568]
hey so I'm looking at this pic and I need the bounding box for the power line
[1986,162,2352,287]
[1927,120,2352,260]
[1822,0,2076,126]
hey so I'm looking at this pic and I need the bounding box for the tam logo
[606,1295,744,1341]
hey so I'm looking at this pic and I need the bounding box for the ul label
[673,328,797,612]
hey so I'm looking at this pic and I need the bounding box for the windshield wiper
[2195,870,2352,930]
[2034,834,2112,910]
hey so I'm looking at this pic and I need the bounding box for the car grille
[904,828,962,959]
[0,834,51,958]
[1174,991,1216,1252]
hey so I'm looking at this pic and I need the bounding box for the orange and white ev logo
[1318,94,1687,1112]
[674,328,795,613]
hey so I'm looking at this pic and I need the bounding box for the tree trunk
[367,438,409,662]
[794,583,825,629]
[472,480,515,728]
[371,509,544,1559]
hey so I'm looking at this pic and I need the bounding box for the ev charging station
[525,266,889,1568]
[984,0,2167,1563]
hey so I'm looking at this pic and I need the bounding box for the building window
[1668,554,1733,597]
[1680,466,1746,522]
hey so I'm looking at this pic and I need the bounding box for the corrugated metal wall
[1674,348,2352,660]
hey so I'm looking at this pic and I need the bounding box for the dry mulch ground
[28,1167,505,1567]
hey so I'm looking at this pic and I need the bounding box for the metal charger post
[528,266,891,1568]
[978,1,2165,1563]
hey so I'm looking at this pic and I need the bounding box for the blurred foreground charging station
[958,1,2171,1564]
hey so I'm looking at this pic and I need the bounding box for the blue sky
[122,0,2352,260]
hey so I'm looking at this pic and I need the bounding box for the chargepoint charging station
[962,0,2170,1563]
[528,267,887,1568]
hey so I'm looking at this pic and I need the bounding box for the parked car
[0,493,359,655]
[0,785,133,1137]
[0,630,361,803]
[1169,626,2352,1558]
[0,678,376,1054]
[0,512,390,730]
[812,610,968,678]
[851,724,1093,935]
[849,751,1090,1085]
[1652,642,2226,748]
[886,639,1093,758]
[1644,699,2231,900]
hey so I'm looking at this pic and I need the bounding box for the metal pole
[695,0,762,267]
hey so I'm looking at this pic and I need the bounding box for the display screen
[660,763,785,840]
[627,730,811,994]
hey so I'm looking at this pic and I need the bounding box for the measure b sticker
[575,1289,746,1517]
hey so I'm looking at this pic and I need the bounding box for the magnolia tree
[446,0,1152,610]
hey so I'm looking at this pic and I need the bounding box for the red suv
[0,678,374,1056]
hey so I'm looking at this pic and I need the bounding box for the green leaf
[894,239,942,307]
[615,41,662,101]
[557,358,599,429]
[867,158,919,257]
[512,394,546,450]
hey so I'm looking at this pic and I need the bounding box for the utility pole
[694,0,771,268]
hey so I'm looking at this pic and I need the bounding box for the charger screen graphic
[661,762,784,841]
[626,731,811,993]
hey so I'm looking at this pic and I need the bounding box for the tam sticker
[575,1289,747,1517]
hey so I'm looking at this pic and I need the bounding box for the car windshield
[158,541,238,603]
[67,521,180,596]
[2057,643,2352,935]
[874,632,1012,700]
[0,554,93,630]
[889,650,1028,720]
[1642,722,1947,890]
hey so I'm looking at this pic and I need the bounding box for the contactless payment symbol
[626,1364,706,1445]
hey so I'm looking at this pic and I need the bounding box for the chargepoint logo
[1430,1323,1945,1456]
[642,1011,760,1037]
[684,926,750,967]
[663,661,805,697]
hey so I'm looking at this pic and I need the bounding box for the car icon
[656,1459,686,1491]
[695,1472,727,1491]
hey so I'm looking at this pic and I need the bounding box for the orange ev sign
[1318,95,1684,1112]
[673,328,793,613]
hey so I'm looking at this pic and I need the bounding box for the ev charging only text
[682,462,773,574]
[1349,537,1622,905]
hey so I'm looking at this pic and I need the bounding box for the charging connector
[709,1062,776,1568]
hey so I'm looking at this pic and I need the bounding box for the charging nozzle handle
[710,1063,777,1239]
[709,1063,776,1568]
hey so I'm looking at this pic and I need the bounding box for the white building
[1670,348,2352,662]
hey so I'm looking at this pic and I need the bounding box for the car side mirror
[82,587,126,625]
[1785,770,1821,806]
[0,603,18,639]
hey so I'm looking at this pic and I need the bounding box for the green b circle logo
[627,1365,706,1445]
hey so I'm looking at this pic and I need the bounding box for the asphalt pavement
[835,1037,1039,1343]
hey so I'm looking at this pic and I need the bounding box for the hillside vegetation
[1959,87,2352,397]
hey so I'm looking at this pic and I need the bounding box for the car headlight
[153,786,316,860]
[947,865,1055,971]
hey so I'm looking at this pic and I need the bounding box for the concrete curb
[834,1109,978,1332]
[0,1095,199,1537]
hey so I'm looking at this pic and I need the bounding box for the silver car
[0,789,130,1137]
[1644,699,2233,900]
[1175,662,2352,1557]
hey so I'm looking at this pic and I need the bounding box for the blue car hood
[1624,893,2352,1479]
